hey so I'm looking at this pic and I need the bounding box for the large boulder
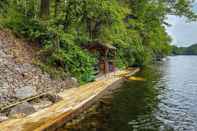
[9,102,36,117]
[15,86,37,99]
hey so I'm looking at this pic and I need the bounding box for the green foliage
[0,0,8,14]
[1,0,196,83]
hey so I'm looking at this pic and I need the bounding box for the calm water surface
[65,56,197,131]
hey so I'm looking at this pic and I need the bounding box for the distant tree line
[172,44,197,55]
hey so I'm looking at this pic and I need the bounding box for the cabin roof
[83,41,116,50]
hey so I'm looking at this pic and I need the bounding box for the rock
[32,100,53,111]
[15,86,37,99]
[0,50,6,57]
[21,63,34,72]
[71,77,78,83]
[9,102,36,117]
[0,83,9,95]
[47,94,63,103]
[0,82,10,102]
[0,113,8,122]
[70,77,79,87]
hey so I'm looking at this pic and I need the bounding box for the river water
[64,56,197,131]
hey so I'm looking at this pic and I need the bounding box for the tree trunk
[54,0,61,16]
[40,0,50,18]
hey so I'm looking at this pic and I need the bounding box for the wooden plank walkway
[0,68,139,131]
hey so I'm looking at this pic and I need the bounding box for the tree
[54,0,61,16]
[40,0,50,18]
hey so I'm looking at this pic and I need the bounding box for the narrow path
[0,68,139,131]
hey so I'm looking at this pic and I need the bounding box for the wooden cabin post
[104,48,109,76]
[82,41,116,78]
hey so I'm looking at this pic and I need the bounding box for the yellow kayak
[127,76,145,81]
[117,73,129,77]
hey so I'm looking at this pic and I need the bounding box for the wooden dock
[0,68,139,131]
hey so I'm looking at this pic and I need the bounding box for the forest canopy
[0,0,196,83]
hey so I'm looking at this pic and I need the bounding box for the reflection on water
[64,56,197,131]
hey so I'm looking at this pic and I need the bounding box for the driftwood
[0,91,53,112]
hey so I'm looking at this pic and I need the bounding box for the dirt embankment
[0,30,78,121]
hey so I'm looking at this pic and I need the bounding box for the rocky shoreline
[0,30,78,122]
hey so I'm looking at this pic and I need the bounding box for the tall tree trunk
[40,0,50,18]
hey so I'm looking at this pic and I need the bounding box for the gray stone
[0,113,8,122]
[0,83,9,99]
[21,63,33,72]
[0,81,3,87]
[15,86,37,99]
[71,77,78,83]
[33,100,53,111]
[0,50,6,57]
[9,102,36,116]
[0,88,9,95]
[47,94,63,103]
[70,77,79,87]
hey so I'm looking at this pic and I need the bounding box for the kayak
[127,76,145,81]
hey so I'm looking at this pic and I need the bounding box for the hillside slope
[0,30,77,105]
